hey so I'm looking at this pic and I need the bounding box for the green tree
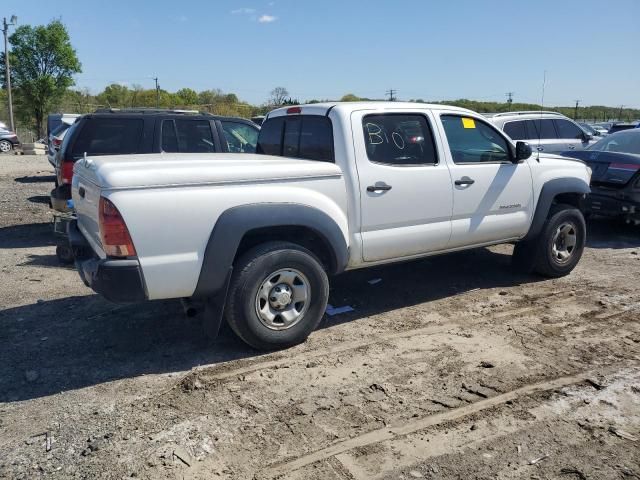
[97,83,131,107]
[340,93,360,102]
[175,87,198,105]
[0,20,81,136]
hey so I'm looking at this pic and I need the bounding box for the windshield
[588,130,640,155]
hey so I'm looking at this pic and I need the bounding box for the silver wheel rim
[0,141,10,153]
[551,221,577,264]
[254,268,310,331]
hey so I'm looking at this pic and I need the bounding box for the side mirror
[583,133,592,142]
[514,141,532,161]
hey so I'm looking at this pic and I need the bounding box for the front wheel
[515,205,586,277]
[0,140,12,153]
[224,241,329,350]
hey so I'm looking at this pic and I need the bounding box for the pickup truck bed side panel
[192,203,349,298]
[108,179,349,300]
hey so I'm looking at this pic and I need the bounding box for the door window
[554,119,585,139]
[441,115,511,163]
[362,114,438,165]
[525,119,558,139]
[503,121,528,140]
[220,121,259,153]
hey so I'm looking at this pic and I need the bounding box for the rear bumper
[68,220,147,303]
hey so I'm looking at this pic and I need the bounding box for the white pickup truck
[69,102,591,349]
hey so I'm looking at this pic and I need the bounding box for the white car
[69,102,591,350]
[487,111,596,153]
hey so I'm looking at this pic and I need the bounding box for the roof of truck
[266,102,475,119]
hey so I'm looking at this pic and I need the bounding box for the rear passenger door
[352,110,454,262]
[524,119,564,153]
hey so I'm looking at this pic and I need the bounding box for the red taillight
[61,161,74,184]
[53,138,62,147]
[99,197,137,258]
[286,107,301,114]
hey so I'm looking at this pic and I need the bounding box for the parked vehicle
[48,116,79,167]
[578,122,602,137]
[68,102,591,350]
[47,113,81,139]
[608,122,638,134]
[488,111,595,153]
[51,108,260,212]
[0,128,20,153]
[561,129,640,224]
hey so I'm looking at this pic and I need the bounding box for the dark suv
[51,109,259,211]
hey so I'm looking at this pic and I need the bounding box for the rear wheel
[0,140,12,153]
[225,241,329,350]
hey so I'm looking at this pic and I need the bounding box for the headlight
[586,165,593,179]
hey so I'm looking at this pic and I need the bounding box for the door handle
[568,145,576,149]
[454,178,475,186]
[367,184,392,192]
[536,146,544,151]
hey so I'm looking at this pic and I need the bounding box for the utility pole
[2,16,17,132]
[574,100,580,120]
[153,77,160,108]
[386,89,396,102]
[506,92,514,110]
[617,105,624,121]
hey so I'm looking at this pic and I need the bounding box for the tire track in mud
[166,288,592,392]
[259,363,638,479]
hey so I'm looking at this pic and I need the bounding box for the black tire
[0,140,12,154]
[56,244,75,264]
[224,241,329,350]
[531,205,586,277]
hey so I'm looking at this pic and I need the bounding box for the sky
[3,0,639,107]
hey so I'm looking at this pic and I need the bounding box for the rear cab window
[257,115,334,162]
[71,117,144,160]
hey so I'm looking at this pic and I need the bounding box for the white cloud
[178,15,188,22]
[231,7,256,14]
[258,14,277,23]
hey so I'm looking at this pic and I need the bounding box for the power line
[386,89,397,102]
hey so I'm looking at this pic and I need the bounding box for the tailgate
[71,169,104,257]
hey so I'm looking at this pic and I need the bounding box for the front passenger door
[439,114,533,248]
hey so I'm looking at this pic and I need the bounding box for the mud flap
[202,267,233,339]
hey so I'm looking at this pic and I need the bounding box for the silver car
[487,111,595,153]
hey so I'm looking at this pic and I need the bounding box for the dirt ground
[1,154,639,480]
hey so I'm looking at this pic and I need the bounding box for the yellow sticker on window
[462,117,476,129]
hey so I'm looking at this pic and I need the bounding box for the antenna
[386,89,397,102]
[535,71,547,162]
